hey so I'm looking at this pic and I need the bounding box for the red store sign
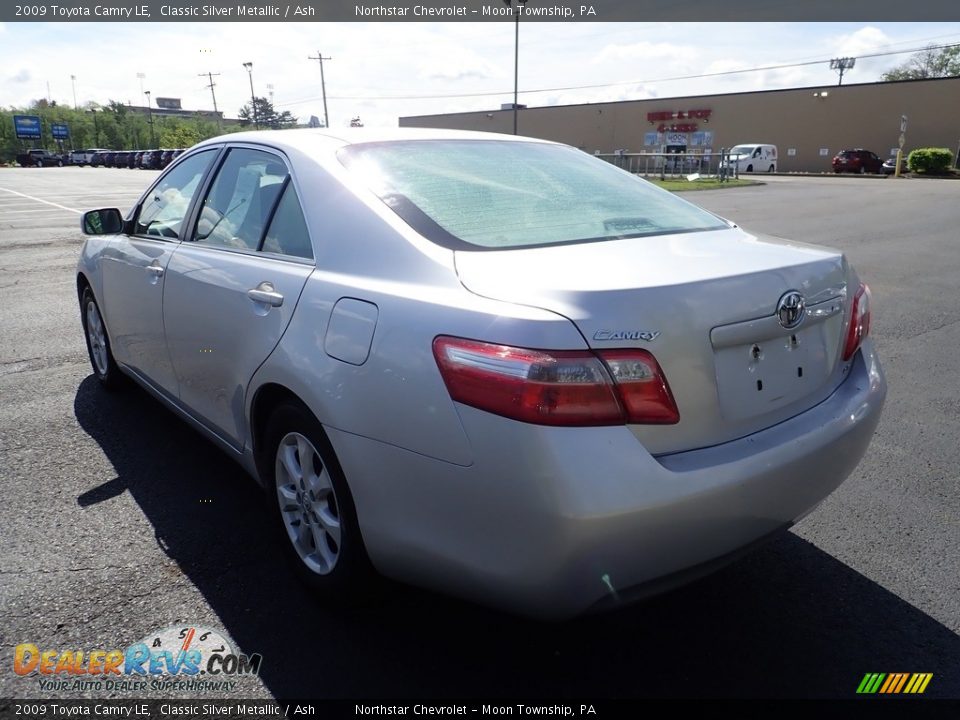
[647,109,712,133]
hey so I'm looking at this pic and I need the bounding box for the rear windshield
[338,140,727,250]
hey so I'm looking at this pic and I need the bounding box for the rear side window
[339,140,726,250]
[261,184,313,260]
[194,148,288,251]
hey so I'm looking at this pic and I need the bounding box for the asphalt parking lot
[1,167,958,701]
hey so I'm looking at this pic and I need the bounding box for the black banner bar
[2,699,960,720]
[3,0,960,23]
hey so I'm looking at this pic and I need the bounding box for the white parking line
[0,187,81,214]
[0,208,68,214]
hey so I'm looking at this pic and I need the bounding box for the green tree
[881,45,960,81]
[159,124,200,149]
[238,97,297,129]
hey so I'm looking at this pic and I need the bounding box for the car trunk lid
[454,226,850,455]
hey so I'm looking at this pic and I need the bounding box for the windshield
[729,145,756,156]
[339,140,727,250]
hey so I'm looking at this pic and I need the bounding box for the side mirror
[82,208,124,235]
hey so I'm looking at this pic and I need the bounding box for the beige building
[400,77,960,172]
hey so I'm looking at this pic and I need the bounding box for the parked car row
[85,149,185,170]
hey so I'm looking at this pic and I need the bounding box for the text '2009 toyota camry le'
[77,129,886,619]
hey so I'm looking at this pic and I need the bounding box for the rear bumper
[328,340,886,619]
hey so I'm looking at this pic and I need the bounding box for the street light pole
[243,62,259,130]
[90,108,100,147]
[502,0,529,135]
[829,57,856,86]
[70,75,78,110]
[144,90,156,147]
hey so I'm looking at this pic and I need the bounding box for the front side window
[134,149,217,239]
[339,140,727,250]
[194,148,288,251]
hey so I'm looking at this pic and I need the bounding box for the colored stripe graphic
[858,672,932,694]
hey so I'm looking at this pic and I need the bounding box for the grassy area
[645,177,761,191]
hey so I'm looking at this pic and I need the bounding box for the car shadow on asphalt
[74,376,960,699]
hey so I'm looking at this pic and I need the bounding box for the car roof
[192,127,559,156]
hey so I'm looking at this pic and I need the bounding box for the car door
[99,148,219,397]
[162,146,315,449]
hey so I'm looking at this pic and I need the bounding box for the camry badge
[776,290,806,329]
[593,330,661,342]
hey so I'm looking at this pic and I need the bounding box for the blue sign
[52,123,69,139]
[14,115,42,140]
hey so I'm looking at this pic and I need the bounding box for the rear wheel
[81,288,124,390]
[264,402,376,602]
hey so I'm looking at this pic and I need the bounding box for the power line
[276,40,960,106]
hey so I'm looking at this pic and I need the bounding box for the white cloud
[593,41,700,65]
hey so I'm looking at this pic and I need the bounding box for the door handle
[146,264,164,277]
[247,282,284,308]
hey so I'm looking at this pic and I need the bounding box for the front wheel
[746,164,753,173]
[264,402,376,602]
[768,165,775,173]
[81,288,124,390]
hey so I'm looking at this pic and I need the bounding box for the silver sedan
[77,129,886,619]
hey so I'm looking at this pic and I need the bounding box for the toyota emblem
[776,291,806,329]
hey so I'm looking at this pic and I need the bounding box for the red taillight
[432,337,679,426]
[842,282,872,361]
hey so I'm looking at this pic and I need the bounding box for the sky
[1,21,959,127]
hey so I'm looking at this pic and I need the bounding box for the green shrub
[907,148,954,174]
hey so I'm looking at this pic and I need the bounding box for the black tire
[746,164,753,173]
[768,165,775,173]
[264,401,377,603]
[80,287,124,390]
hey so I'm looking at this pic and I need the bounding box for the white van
[725,143,778,173]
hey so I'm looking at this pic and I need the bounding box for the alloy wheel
[275,432,342,575]
[85,300,109,376]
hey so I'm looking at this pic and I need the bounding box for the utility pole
[307,51,331,128]
[70,75,78,110]
[199,71,222,130]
